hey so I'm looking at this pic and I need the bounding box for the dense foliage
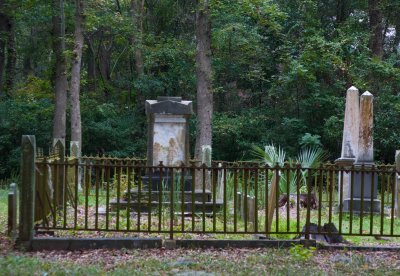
[1,0,400,178]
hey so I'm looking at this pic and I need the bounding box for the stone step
[125,189,212,202]
[141,175,193,191]
[109,199,223,214]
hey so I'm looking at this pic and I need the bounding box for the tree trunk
[4,16,16,95]
[52,0,68,141]
[336,0,350,24]
[0,0,13,96]
[0,15,6,92]
[368,0,384,59]
[194,0,213,161]
[86,36,97,93]
[98,42,111,83]
[130,0,144,76]
[393,16,400,53]
[98,40,112,98]
[70,0,84,152]
[23,27,36,75]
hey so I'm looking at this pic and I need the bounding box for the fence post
[19,135,36,246]
[395,151,400,217]
[8,183,17,239]
[53,138,65,206]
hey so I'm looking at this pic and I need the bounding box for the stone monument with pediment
[145,96,192,167]
[111,96,222,214]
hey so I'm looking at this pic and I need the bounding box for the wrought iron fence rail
[33,159,400,239]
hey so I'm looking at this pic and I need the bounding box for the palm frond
[297,147,328,168]
[251,144,285,167]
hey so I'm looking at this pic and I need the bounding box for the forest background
[1,0,400,180]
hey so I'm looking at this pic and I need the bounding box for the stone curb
[174,239,310,249]
[317,244,400,251]
[30,238,162,251]
[28,238,400,251]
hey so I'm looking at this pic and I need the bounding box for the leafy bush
[299,133,322,149]
[0,98,53,179]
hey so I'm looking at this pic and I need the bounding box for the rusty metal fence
[32,156,400,239]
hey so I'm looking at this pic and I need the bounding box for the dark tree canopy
[1,0,400,178]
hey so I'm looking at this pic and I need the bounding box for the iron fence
[33,157,400,239]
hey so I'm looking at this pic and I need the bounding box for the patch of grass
[0,249,399,275]
[0,189,8,234]
[0,256,104,275]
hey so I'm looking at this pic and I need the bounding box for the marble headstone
[145,97,193,167]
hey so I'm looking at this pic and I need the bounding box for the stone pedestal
[342,166,380,213]
[342,198,381,213]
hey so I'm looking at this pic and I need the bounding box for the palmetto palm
[252,144,327,194]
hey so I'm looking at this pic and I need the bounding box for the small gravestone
[247,196,256,230]
[300,223,325,242]
[70,141,80,158]
[8,183,17,239]
[322,223,343,243]
[70,141,82,191]
[201,145,212,189]
[201,145,212,167]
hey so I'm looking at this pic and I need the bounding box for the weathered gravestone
[112,97,221,214]
[146,96,192,167]
[141,97,193,191]
[338,90,380,213]
[336,86,359,206]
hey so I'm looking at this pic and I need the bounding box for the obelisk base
[342,198,381,213]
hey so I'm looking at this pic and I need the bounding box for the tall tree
[0,0,8,93]
[4,12,16,94]
[194,0,213,161]
[52,0,68,142]
[336,0,350,24]
[368,0,384,59]
[131,0,144,76]
[0,0,16,96]
[394,17,400,52]
[70,0,84,152]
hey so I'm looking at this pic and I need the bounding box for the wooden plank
[267,172,278,233]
